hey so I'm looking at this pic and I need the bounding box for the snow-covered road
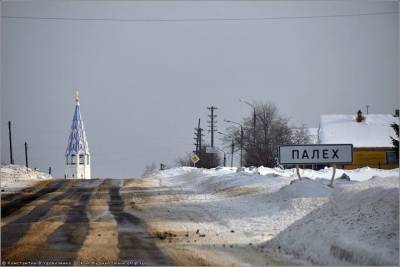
[1,165,398,265]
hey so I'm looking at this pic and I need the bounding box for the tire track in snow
[75,179,119,264]
[1,189,82,262]
[1,180,67,217]
[109,179,171,266]
[1,180,81,254]
[40,180,100,262]
[1,180,77,227]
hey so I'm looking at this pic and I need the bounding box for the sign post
[330,164,337,187]
[295,165,301,181]
[278,144,353,187]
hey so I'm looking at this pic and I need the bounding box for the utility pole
[207,106,218,168]
[24,141,28,168]
[366,105,369,114]
[217,131,234,168]
[194,118,204,166]
[231,140,234,167]
[207,106,218,147]
[253,109,256,145]
[8,121,14,165]
[240,126,243,167]
[199,127,203,158]
[48,167,52,175]
[224,119,244,167]
[194,119,200,155]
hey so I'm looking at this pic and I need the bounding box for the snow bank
[1,165,52,191]
[155,165,398,186]
[273,178,332,199]
[265,176,399,266]
[144,166,399,265]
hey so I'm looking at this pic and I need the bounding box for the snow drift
[147,166,399,265]
[1,165,52,191]
[265,176,399,266]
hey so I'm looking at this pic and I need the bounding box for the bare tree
[142,162,158,177]
[175,152,193,167]
[291,125,311,144]
[223,101,309,167]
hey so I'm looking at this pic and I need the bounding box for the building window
[385,151,399,164]
[71,154,77,165]
[79,154,85,164]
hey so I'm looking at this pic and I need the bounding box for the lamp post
[224,120,244,167]
[239,99,256,146]
[217,131,234,167]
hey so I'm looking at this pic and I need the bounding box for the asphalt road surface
[1,179,172,266]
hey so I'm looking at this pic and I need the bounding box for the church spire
[65,91,91,179]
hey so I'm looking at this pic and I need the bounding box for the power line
[1,11,398,23]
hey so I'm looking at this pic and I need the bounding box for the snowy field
[129,166,399,266]
[0,165,53,192]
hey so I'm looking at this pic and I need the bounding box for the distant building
[65,91,91,179]
[318,111,399,169]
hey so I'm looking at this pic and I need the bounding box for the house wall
[342,147,398,170]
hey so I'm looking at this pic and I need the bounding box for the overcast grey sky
[1,1,398,178]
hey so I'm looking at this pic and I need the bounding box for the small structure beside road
[318,110,399,169]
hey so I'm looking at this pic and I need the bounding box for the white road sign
[279,144,353,164]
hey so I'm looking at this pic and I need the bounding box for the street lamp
[239,99,256,146]
[224,120,244,167]
[217,131,234,167]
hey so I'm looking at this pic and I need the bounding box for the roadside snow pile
[155,166,398,189]
[272,178,332,199]
[145,166,399,265]
[301,166,399,182]
[265,176,399,266]
[1,164,52,191]
[158,167,236,189]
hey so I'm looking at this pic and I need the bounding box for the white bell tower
[65,91,91,179]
